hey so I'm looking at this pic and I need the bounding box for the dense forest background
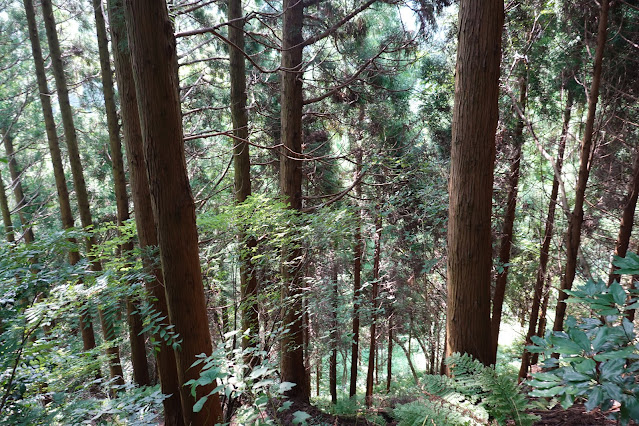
[0,0,638,424]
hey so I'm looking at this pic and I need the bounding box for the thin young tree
[123,0,223,423]
[491,68,527,359]
[40,0,125,384]
[22,0,98,354]
[553,0,609,333]
[91,0,149,386]
[446,0,504,367]
[228,0,259,367]
[365,209,382,406]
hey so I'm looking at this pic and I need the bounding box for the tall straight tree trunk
[553,0,609,333]
[0,172,15,243]
[2,134,34,244]
[92,0,149,387]
[349,144,363,397]
[40,0,125,385]
[519,89,572,381]
[531,274,553,366]
[123,1,223,423]
[608,149,639,285]
[329,256,338,404]
[386,313,392,393]
[228,0,259,367]
[447,0,503,367]
[279,0,308,402]
[365,211,382,407]
[22,0,97,354]
[106,0,183,421]
[491,70,527,359]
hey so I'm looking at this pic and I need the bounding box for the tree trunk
[40,0,125,385]
[329,256,338,404]
[92,0,149,387]
[279,0,309,402]
[553,0,609,333]
[349,145,363,398]
[530,273,553,366]
[365,211,382,407]
[22,0,97,354]
[106,0,183,421]
[518,89,572,381]
[491,71,527,359]
[386,313,393,393]
[2,133,34,244]
[393,335,419,385]
[228,0,259,369]
[0,172,15,243]
[608,148,639,285]
[123,1,223,422]
[447,0,503,367]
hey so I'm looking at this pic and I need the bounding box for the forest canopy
[0,0,638,424]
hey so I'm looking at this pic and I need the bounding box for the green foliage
[392,353,537,426]
[527,254,639,425]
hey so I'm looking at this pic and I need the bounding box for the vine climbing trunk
[491,70,527,359]
[22,0,97,355]
[91,0,149,387]
[123,0,223,423]
[519,88,572,381]
[553,0,609,333]
[106,0,183,421]
[447,0,503,367]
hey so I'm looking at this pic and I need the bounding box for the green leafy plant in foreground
[527,254,639,425]
[392,353,537,426]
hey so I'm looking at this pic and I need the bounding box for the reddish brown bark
[279,0,309,402]
[386,313,393,394]
[228,0,259,367]
[123,0,223,423]
[92,0,149,387]
[0,172,14,243]
[329,257,338,404]
[608,149,639,286]
[446,0,503,367]
[491,71,527,359]
[22,0,97,353]
[519,89,572,381]
[553,0,609,333]
[106,0,183,421]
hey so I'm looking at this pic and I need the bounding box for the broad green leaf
[569,328,591,351]
[610,281,627,306]
[593,346,637,361]
[292,410,311,425]
[574,358,596,374]
[530,385,565,397]
[193,396,208,413]
[584,386,603,411]
[278,382,296,393]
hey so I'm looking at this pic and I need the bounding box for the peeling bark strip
[553,0,609,334]
[446,0,504,367]
[123,0,223,423]
[106,0,183,421]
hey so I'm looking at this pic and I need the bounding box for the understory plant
[527,254,639,425]
[392,353,537,426]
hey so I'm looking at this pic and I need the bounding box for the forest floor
[266,398,632,425]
